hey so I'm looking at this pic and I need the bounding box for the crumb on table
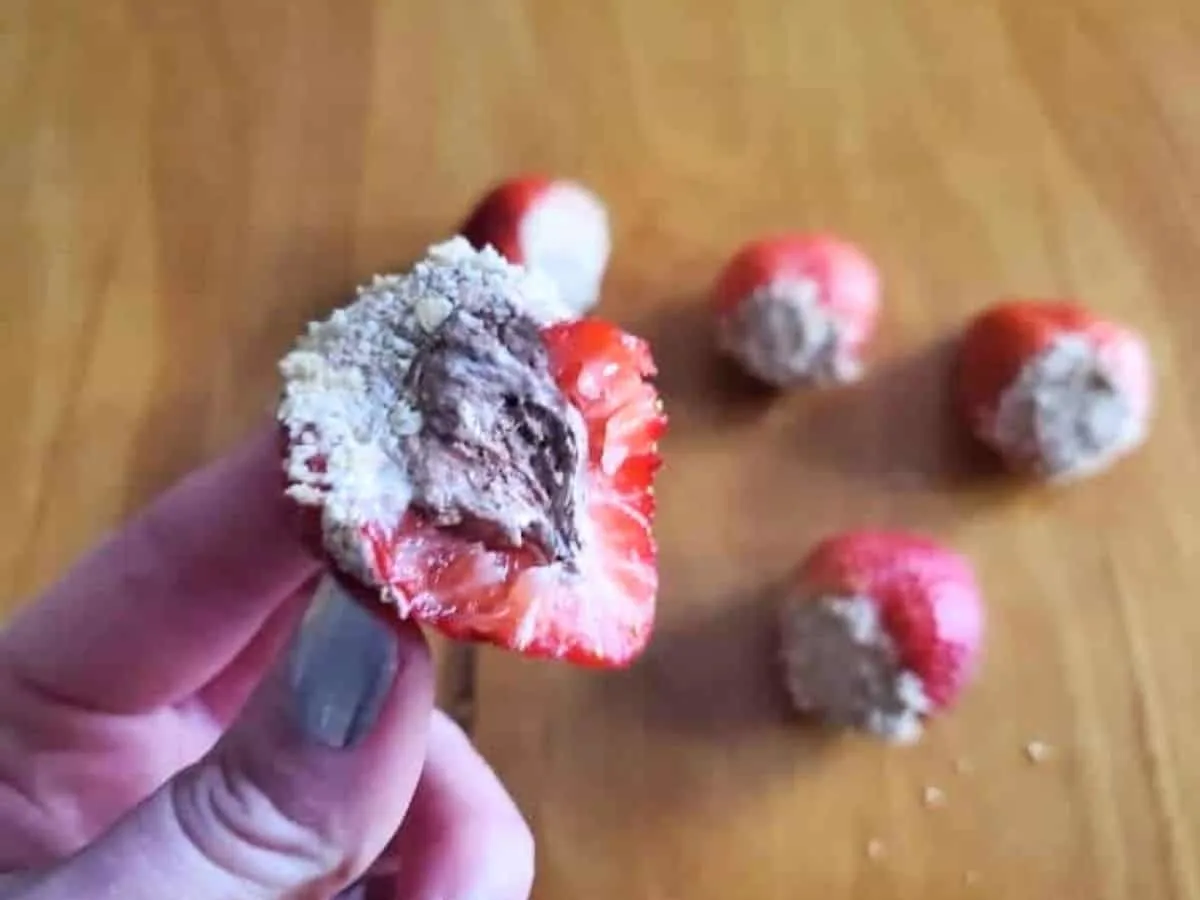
[1025,740,1053,764]
[923,785,946,808]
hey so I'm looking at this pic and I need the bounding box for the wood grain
[3,0,1200,897]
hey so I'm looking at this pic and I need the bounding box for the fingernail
[288,574,399,748]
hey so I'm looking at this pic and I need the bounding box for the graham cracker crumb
[1025,740,1053,764]
[922,785,946,808]
[866,838,886,861]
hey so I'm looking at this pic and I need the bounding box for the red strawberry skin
[714,234,881,357]
[956,299,1153,438]
[796,531,984,709]
[460,175,554,263]
[358,317,665,668]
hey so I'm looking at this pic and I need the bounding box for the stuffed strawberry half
[957,299,1153,482]
[714,234,881,387]
[277,237,665,667]
[779,531,984,744]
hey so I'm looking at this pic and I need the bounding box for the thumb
[25,575,434,900]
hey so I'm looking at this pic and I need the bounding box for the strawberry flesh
[359,317,663,667]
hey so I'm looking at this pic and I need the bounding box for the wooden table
[4,1,1200,897]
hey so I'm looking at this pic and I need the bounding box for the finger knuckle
[170,758,344,893]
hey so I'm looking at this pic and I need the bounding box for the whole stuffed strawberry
[779,531,984,743]
[277,237,664,667]
[461,175,611,317]
[714,234,881,387]
[957,299,1153,481]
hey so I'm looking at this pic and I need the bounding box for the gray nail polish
[288,574,399,748]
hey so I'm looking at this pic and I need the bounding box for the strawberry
[358,318,664,667]
[279,240,663,667]
[957,299,1153,481]
[713,234,881,387]
[779,531,984,743]
[461,175,611,316]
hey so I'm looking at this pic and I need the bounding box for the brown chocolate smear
[401,289,584,564]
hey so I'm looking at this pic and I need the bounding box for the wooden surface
[4,1,1200,897]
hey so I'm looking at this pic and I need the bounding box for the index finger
[0,424,322,713]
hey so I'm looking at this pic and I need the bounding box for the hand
[0,428,534,899]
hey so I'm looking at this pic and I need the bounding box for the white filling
[780,594,932,744]
[718,278,860,387]
[518,181,611,316]
[986,335,1145,480]
[276,236,572,580]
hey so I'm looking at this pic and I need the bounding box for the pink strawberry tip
[780,593,936,744]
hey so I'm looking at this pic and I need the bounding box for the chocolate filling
[401,289,584,563]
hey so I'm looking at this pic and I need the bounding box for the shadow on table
[593,577,838,786]
[635,296,1010,499]
[786,335,1008,494]
[632,292,777,442]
